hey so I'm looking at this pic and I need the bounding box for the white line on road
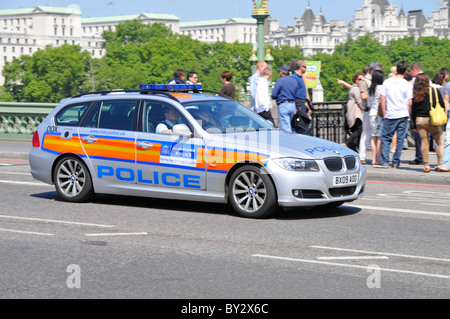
[0,214,114,228]
[85,232,148,237]
[311,246,450,263]
[317,256,389,260]
[252,254,450,280]
[0,179,50,186]
[0,228,54,236]
[354,205,450,217]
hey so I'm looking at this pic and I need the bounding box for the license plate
[333,174,358,186]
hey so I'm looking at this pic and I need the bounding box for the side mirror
[172,124,192,137]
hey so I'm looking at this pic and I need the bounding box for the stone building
[267,0,450,54]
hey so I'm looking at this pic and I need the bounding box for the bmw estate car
[29,84,366,218]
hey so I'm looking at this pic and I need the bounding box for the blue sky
[0,0,445,26]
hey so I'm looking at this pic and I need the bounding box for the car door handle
[136,141,153,149]
[82,135,98,143]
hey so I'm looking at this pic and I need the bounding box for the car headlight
[273,158,319,171]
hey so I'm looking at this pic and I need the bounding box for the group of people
[339,60,450,173]
[167,68,236,100]
[249,59,313,134]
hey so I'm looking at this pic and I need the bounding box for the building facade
[267,0,450,54]
[0,6,179,85]
[2,1,450,85]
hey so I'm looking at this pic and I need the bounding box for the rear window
[55,102,92,126]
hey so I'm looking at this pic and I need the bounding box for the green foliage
[3,22,450,103]
[4,44,92,102]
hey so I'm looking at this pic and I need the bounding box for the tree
[4,44,92,102]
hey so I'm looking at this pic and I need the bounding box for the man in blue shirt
[291,60,312,135]
[271,65,297,132]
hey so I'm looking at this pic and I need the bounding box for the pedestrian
[359,62,383,164]
[367,70,385,165]
[249,61,268,112]
[375,60,412,169]
[219,70,236,99]
[168,69,186,85]
[291,60,312,135]
[342,73,365,152]
[408,62,429,165]
[271,65,297,132]
[186,71,200,85]
[254,67,275,123]
[411,73,449,172]
[219,70,236,129]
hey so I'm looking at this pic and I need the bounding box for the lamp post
[251,0,270,62]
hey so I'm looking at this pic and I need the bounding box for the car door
[79,99,138,184]
[135,100,206,190]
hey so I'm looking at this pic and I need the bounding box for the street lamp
[251,0,269,62]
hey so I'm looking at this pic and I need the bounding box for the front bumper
[267,158,367,207]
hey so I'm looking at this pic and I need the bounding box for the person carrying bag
[411,74,449,172]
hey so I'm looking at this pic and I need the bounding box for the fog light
[292,189,301,198]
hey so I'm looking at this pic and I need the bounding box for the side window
[55,102,91,126]
[143,101,185,134]
[83,100,137,131]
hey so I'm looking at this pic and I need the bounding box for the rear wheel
[228,166,277,218]
[53,156,93,202]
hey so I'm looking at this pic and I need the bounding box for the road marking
[252,254,450,280]
[367,180,450,189]
[0,171,31,175]
[311,246,450,263]
[354,205,450,217]
[0,214,114,228]
[85,232,148,237]
[0,179,50,186]
[317,256,389,260]
[0,228,54,236]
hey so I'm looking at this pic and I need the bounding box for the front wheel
[228,166,277,218]
[53,156,93,202]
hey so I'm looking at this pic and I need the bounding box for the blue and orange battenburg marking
[41,132,269,174]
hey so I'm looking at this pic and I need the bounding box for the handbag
[429,87,447,126]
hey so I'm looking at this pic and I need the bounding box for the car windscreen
[181,100,275,134]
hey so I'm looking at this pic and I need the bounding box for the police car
[29,84,366,218]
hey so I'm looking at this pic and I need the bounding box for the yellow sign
[304,61,321,88]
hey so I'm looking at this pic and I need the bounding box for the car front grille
[324,157,342,171]
[324,156,357,171]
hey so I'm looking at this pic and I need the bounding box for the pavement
[1,140,449,186]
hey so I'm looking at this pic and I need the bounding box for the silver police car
[29,84,366,218]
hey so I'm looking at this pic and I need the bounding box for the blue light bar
[139,84,202,91]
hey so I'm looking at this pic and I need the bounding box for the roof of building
[180,18,256,28]
[82,13,179,24]
[0,6,81,16]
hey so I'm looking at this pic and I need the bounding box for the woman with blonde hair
[411,73,449,172]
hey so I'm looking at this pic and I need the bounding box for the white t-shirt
[380,77,412,119]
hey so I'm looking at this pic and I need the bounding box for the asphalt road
[0,157,449,302]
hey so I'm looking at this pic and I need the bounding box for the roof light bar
[139,84,202,91]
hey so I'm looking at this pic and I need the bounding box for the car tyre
[53,156,93,202]
[228,166,277,218]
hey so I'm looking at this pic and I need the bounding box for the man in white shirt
[156,108,180,134]
[249,61,268,112]
[254,67,274,123]
[376,60,412,168]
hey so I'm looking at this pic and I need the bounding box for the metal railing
[0,102,57,141]
[310,101,347,144]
